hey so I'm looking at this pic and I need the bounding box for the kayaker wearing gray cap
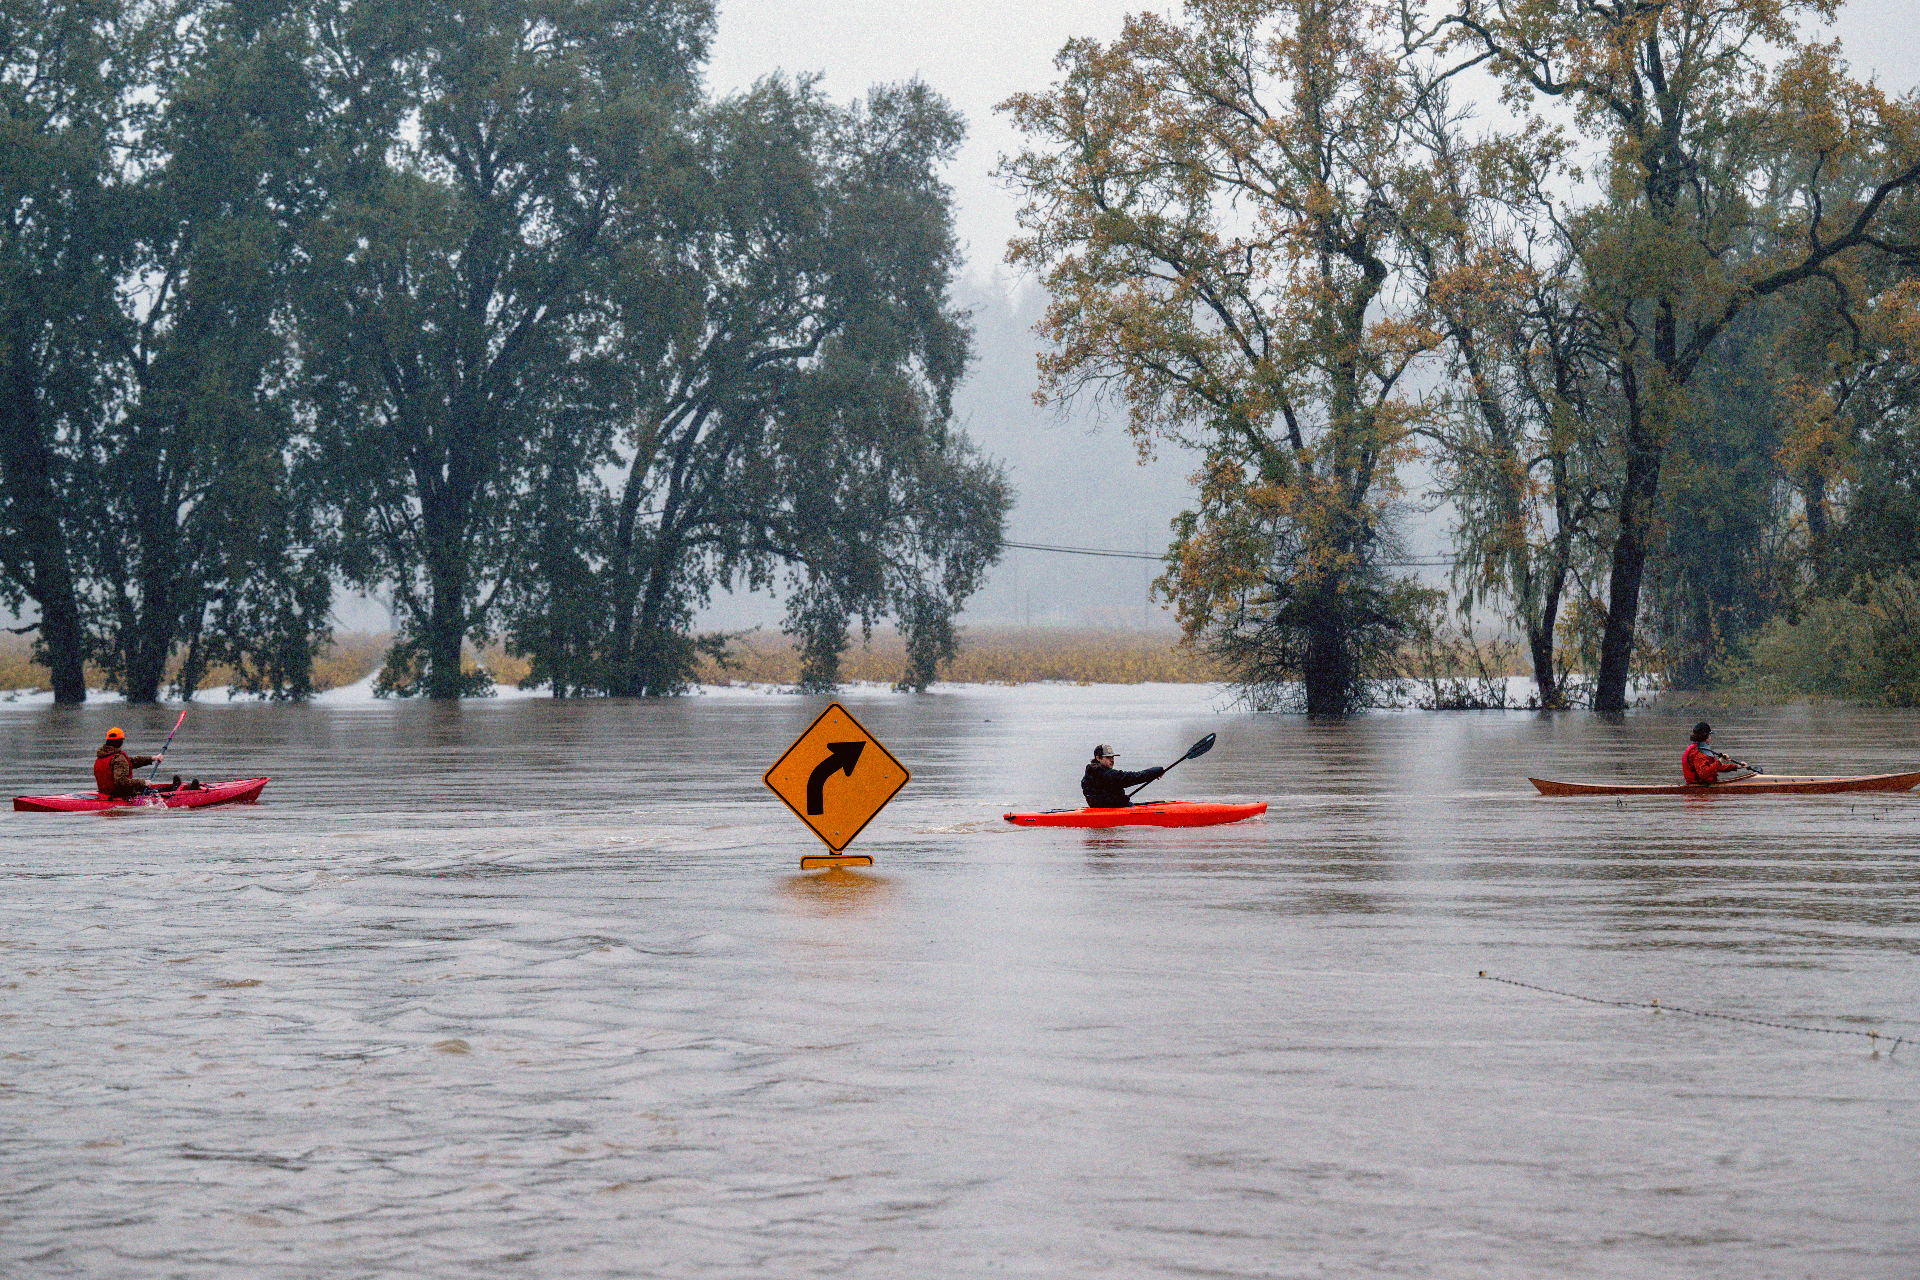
[1081,744,1166,808]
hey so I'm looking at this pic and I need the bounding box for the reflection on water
[2,686,1917,1277]
[778,867,897,917]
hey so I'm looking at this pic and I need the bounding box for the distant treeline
[13,1,1920,714]
[2,0,1007,703]
[1003,0,1920,713]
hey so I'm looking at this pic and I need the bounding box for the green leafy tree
[0,0,145,702]
[1641,304,1794,688]
[1003,0,1446,716]
[1402,85,1612,708]
[84,0,333,701]
[1766,193,1920,595]
[1442,0,1920,712]
[300,0,714,698]
[516,77,1007,697]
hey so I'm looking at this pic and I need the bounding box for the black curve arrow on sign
[807,741,866,814]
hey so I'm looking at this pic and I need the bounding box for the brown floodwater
[1,684,1916,1276]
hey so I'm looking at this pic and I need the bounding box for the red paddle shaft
[147,710,187,781]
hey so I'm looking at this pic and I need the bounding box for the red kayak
[13,777,270,813]
[1004,800,1267,828]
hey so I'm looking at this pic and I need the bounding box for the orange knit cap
[105,727,124,739]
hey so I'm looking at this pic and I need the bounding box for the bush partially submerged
[1716,575,1920,706]
[1401,603,1523,711]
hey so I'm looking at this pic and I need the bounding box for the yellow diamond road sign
[763,702,909,853]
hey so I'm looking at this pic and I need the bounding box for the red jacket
[1682,743,1732,786]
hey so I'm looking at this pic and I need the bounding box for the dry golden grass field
[694,627,1226,687]
[0,627,1229,695]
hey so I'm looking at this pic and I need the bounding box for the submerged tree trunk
[617,545,683,697]
[119,577,173,704]
[1301,578,1352,718]
[418,479,473,700]
[119,485,177,703]
[1594,375,1664,714]
[0,352,88,702]
[1529,544,1568,709]
[424,555,468,700]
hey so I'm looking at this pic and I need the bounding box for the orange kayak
[1529,772,1920,797]
[1004,799,1268,827]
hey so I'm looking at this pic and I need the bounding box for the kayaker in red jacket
[94,727,166,799]
[1081,744,1165,807]
[1682,722,1753,785]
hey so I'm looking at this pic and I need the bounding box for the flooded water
[2,684,1916,1277]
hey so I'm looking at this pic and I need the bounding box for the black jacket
[1081,761,1164,808]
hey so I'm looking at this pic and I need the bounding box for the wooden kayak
[1004,800,1268,828]
[1529,772,1920,797]
[13,777,270,813]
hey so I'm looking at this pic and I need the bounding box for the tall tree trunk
[1530,575,1565,710]
[619,544,680,696]
[1594,377,1663,713]
[122,612,169,702]
[603,455,652,695]
[1801,467,1831,587]
[121,538,174,702]
[34,567,88,703]
[1301,583,1349,717]
[1300,543,1355,718]
[424,551,467,699]
[0,350,87,701]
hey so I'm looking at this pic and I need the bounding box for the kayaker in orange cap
[1682,722,1755,786]
[1081,743,1166,808]
[94,727,166,800]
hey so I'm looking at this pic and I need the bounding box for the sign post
[763,702,910,869]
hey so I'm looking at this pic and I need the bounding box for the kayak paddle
[147,710,187,783]
[1128,732,1217,797]
[1704,744,1764,775]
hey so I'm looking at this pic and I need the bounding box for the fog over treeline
[697,275,1211,635]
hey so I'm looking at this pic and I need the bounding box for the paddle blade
[1183,732,1217,762]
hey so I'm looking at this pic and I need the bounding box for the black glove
[1149,766,1166,779]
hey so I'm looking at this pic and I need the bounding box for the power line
[1002,539,1163,561]
[1479,972,1906,1055]
[1001,539,1453,568]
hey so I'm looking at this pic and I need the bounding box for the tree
[0,0,146,702]
[83,0,333,701]
[1003,0,1443,716]
[1401,83,1613,708]
[1442,0,1920,711]
[1642,303,1794,687]
[1767,194,1920,595]
[558,77,1005,697]
[300,0,714,698]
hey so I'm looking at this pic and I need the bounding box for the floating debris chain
[1478,972,1906,1056]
